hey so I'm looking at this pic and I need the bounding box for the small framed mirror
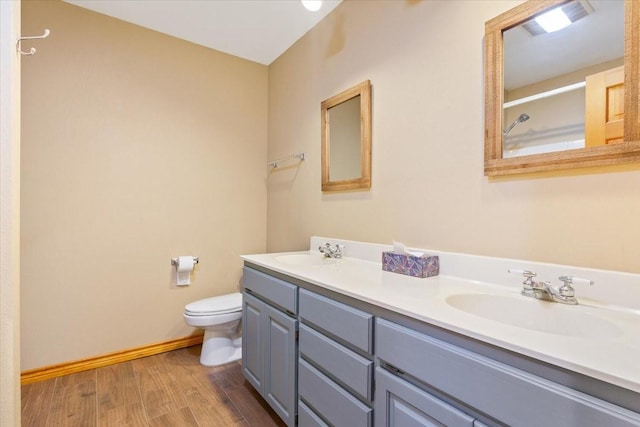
[321,80,372,192]
[484,0,640,176]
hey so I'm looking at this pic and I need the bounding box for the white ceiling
[504,0,624,90]
[64,0,342,65]
[63,0,622,86]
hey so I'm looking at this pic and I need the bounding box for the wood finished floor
[21,345,286,427]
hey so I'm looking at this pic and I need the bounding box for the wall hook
[17,29,50,56]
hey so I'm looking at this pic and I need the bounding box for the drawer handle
[385,363,406,375]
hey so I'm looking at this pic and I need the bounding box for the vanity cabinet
[242,267,298,427]
[297,289,374,426]
[242,263,640,427]
[376,318,640,427]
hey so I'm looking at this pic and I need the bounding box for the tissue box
[382,251,439,278]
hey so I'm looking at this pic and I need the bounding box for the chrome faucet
[508,270,594,305]
[318,243,345,259]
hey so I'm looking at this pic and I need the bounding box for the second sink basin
[445,293,621,338]
[276,253,337,266]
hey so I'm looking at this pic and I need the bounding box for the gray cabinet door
[263,304,298,426]
[375,367,475,427]
[243,291,298,426]
[242,292,264,393]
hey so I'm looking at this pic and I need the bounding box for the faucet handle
[558,276,594,297]
[508,269,537,288]
[509,269,537,292]
[559,276,594,287]
[508,269,536,278]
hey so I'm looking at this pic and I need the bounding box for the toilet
[183,292,243,366]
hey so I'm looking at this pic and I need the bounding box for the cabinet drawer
[299,289,373,353]
[298,401,329,427]
[242,267,297,314]
[299,359,372,427]
[299,324,373,401]
[375,367,475,427]
[376,318,640,427]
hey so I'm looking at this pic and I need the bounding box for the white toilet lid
[184,292,242,316]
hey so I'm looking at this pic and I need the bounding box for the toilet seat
[184,292,242,316]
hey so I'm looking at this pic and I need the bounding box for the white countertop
[241,239,640,395]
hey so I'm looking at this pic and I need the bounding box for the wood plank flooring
[21,345,286,427]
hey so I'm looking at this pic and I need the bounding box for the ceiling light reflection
[301,0,322,12]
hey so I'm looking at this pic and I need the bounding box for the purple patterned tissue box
[382,251,439,278]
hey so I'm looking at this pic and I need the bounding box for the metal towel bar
[268,153,305,168]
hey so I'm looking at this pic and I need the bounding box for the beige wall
[19,0,640,374]
[21,1,268,370]
[267,0,640,273]
[1,0,21,423]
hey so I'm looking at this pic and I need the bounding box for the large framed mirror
[484,0,640,176]
[321,80,372,191]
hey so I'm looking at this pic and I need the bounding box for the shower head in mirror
[503,113,530,136]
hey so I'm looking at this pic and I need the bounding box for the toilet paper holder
[171,256,199,268]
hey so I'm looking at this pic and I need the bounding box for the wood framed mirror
[321,80,372,191]
[484,0,640,176]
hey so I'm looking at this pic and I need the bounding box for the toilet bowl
[183,292,243,366]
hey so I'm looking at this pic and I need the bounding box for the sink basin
[445,293,621,338]
[275,254,337,266]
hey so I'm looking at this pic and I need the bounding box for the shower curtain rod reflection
[268,153,305,168]
[503,81,586,109]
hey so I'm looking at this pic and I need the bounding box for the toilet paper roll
[176,256,195,286]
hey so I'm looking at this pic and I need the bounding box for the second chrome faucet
[319,243,345,259]
[509,269,594,305]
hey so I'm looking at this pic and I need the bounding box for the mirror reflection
[328,96,362,181]
[502,0,625,158]
[321,80,371,192]
[484,0,640,176]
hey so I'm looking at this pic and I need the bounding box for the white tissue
[393,240,424,257]
[176,256,195,286]
[393,240,406,253]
